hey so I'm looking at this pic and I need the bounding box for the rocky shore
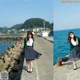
[0,37,23,41]
[0,37,23,44]
[0,37,24,80]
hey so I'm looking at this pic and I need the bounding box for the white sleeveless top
[26,38,33,46]
[71,38,79,46]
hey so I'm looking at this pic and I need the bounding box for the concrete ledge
[43,37,53,43]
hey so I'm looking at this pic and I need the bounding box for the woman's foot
[27,68,33,73]
[73,64,77,70]
[39,53,42,55]
[30,68,33,72]
[73,61,77,70]
[74,68,77,70]
[27,67,33,73]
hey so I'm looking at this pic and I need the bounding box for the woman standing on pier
[24,31,42,73]
[68,32,80,70]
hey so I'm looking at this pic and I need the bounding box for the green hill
[10,18,53,30]
[10,24,23,30]
[20,18,52,29]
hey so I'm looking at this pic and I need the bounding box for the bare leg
[73,59,77,70]
[27,61,33,72]
[29,61,33,72]
[26,61,30,71]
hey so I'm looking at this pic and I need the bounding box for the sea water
[0,43,15,54]
[54,28,80,64]
[0,33,23,54]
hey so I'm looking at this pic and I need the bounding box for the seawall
[0,37,24,80]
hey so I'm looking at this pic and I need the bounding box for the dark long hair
[27,31,34,41]
[68,32,77,42]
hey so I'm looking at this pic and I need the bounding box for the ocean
[0,44,15,54]
[0,34,22,54]
[0,33,23,38]
[54,28,80,64]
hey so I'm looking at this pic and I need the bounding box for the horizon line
[54,27,80,32]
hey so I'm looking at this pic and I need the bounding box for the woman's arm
[78,37,80,44]
[32,42,34,48]
[77,37,80,47]
[32,38,34,48]
[24,38,26,48]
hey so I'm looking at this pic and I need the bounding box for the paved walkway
[21,36,53,80]
[44,37,53,42]
[54,60,80,80]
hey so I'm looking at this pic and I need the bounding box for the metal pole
[43,20,45,31]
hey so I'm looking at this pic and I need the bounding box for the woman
[24,31,42,73]
[68,32,80,70]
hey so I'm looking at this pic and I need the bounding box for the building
[39,31,50,37]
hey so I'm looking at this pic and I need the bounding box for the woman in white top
[24,31,42,73]
[68,32,80,70]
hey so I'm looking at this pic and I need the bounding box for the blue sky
[54,0,80,31]
[0,0,53,28]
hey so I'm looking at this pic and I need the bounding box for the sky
[0,0,53,28]
[54,0,80,31]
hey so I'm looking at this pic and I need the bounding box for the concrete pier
[21,36,53,80]
[54,60,80,80]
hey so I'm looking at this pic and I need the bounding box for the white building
[39,31,50,37]
[33,27,44,32]
[19,29,25,32]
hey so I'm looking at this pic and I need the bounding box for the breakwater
[0,37,24,80]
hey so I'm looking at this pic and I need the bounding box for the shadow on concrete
[9,49,24,80]
[23,66,27,71]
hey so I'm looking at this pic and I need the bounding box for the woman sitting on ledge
[68,32,80,70]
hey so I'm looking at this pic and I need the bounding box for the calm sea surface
[0,34,22,54]
[54,28,80,64]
